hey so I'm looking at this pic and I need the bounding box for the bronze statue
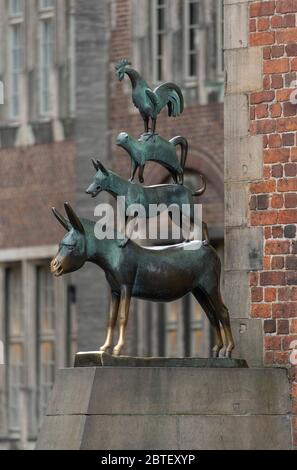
[50,59,235,360]
[51,203,235,358]
[116,131,188,184]
[115,59,184,135]
[85,159,209,247]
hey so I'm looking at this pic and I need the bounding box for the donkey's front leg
[99,291,120,353]
[113,285,131,356]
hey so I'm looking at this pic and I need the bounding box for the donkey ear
[96,160,109,176]
[92,158,99,171]
[52,207,71,231]
[64,203,85,234]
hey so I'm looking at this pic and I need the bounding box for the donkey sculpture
[85,160,209,247]
[50,203,235,358]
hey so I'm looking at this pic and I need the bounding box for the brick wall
[0,141,75,249]
[249,0,297,448]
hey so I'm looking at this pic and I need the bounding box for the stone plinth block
[36,365,293,450]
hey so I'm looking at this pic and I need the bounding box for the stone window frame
[4,263,24,437]
[0,246,72,446]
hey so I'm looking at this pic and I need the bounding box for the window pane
[9,0,23,15]
[36,265,56,426]
[39,0,54,9]
[189,28,196,52]
[39,19,54,114]
[157,7,165,32]
[189,53,197,77]
[152,0,166,83]
[8,343,24,431]
[189,0,199,26]
[9,24,22,118]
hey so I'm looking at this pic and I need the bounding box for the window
[151,0,166,83]
[9,0,23,16]
[216,0,224,77]
[69,2,76,116]
[184,0,201,79]
[38,0,55,116]
[39,18,54,115]
[36,265,56,424]
[5,266,24,433]
[39,0,55,9]
[8,1,23,119]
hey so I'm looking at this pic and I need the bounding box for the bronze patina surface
[85,159,208,246]
[115,58,184,134]
[51,203,234,358]
[116,131,188,184]
[50,60,237,363]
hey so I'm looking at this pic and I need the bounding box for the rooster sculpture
[115,59,184,134]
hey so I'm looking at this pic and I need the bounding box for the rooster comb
[115,58,131,71]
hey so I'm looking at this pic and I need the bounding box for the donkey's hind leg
[219,304,235,358]
[192,287,224,357]
[207,289,235,358]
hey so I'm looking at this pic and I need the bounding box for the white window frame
[38,4,55,117]
[8,1,24,120]
[184,0,201,82]
[151,0,166,84]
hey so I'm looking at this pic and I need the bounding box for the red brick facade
[108,0,224,233]
[0,141,75,249]
[249,0,297,447]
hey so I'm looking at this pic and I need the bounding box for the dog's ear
[92,158,99,171]
[96,160,109,176]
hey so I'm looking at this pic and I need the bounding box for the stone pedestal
[36,363,293,450]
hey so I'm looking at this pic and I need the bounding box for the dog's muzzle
[85,187,102,198]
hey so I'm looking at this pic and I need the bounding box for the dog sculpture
[51,203,234,358]
[85,160,209,246]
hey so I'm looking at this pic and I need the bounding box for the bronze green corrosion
[116,131,188,184]
[51,203,235,358]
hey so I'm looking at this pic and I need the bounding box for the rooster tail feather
[154,82,184,116]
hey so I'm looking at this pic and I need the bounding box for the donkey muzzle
[50,258,64,277]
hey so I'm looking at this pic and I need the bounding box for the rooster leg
[146,118,157,140]
[151,118,157,134]
[144,117,149,133]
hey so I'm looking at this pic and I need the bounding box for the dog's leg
[118,216,136,247]
[99,291,120,353]
[113,285,131,356]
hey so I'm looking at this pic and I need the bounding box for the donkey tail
[192,174,207,197]
[169,136,188,184]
